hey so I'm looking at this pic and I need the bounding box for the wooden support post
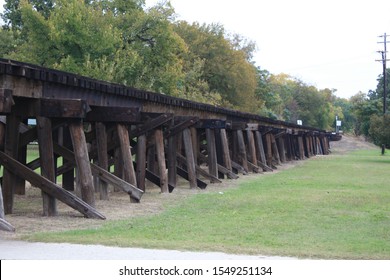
[219,129,232,172]
[265,133,273,168]
[254,131,269,170]
[155,129,168,193]
[69,120,96,207]
[117,124,137,186]
[246,130,261,172]
[37,116,57,216]
[2,114,21,214]
[206,129,218,179]
[236,130,249,173]
[136,134,147,192]
[277,137,287,163]
[297,136,305,160]
[167,134,178,189]
[95,122,109,200]
[182,128,197,189]
[271,134,281,165]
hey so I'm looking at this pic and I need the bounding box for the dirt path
[0,134,377,259]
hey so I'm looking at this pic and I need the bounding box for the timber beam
[86,106,141,123]
[0,151,106,219]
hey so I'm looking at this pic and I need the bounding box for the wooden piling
[69,120,96,207]
[206,128,218,178]
[155,129,168,193]
[2,114,21,214]
[95,122,109,200]
[37,116,57,216]
[182,128,197,189]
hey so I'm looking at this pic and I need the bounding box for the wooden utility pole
[377,33,389,114]
[376,33,390,155]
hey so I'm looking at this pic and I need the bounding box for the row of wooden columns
[0,108,330,223]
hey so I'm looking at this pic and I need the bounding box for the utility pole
[377,33,390,114]
[376,33,390,155]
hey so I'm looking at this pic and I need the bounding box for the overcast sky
[1,0,389,99]
[146,0,390,99]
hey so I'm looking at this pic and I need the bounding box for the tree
[1,0,55,30]
[174,21,262,112]
[369,114,390,149]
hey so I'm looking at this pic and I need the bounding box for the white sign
[336,120,342,126]
[297,120,303,125]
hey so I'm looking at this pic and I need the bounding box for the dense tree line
[2,0,386,139]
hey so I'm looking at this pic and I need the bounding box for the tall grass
[25,149,390,259]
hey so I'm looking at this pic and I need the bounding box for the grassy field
[23,148,390,259]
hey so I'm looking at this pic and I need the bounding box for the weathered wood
[69,121,96,207]
[206,129,218,179]
[0,218,15,232]
[254,131,268,170]
[182,128,197,189]
[87,106,141,123]
[117,124,137,187]
[0,89,14,113]
[257,160,274,172]
[165,117,199,138]
[2,113,21,214]
[155,129,168,193]
[195,119,226,129]
[277,137,287,163]
[297,136,305,160]
[247,161,261,173]
[0,183,5,219]
[246,130,261,172]
[167,134,178,189]
[190,127,199,165]
[136,134,147,192]
[271,134,281,165]
[219,128,232,171]
[95,122,109,200]
[0,151,106,219]
[265,133,273,168]
[231,160,248,175]
[132,113,173,138]
[0,117,5,150]
[53,143,143,201]
[235,130,249,173]
[39,98,90,118]
[37,116,57,216]
[61,126,75,191]
[177,153,222,183]
[176,166,207,189]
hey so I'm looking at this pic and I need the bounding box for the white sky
[1,0,389,99]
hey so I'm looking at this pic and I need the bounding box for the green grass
[24,148,390,259]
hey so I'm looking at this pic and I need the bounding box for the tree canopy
[1,0,383,134]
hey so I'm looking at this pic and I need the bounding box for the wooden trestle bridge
[0,58,331,230]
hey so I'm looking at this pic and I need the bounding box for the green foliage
[350,92,382,136]
[369,114,390,147]
[0,0,367,128]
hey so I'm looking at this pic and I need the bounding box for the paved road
[0,239,295,260]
